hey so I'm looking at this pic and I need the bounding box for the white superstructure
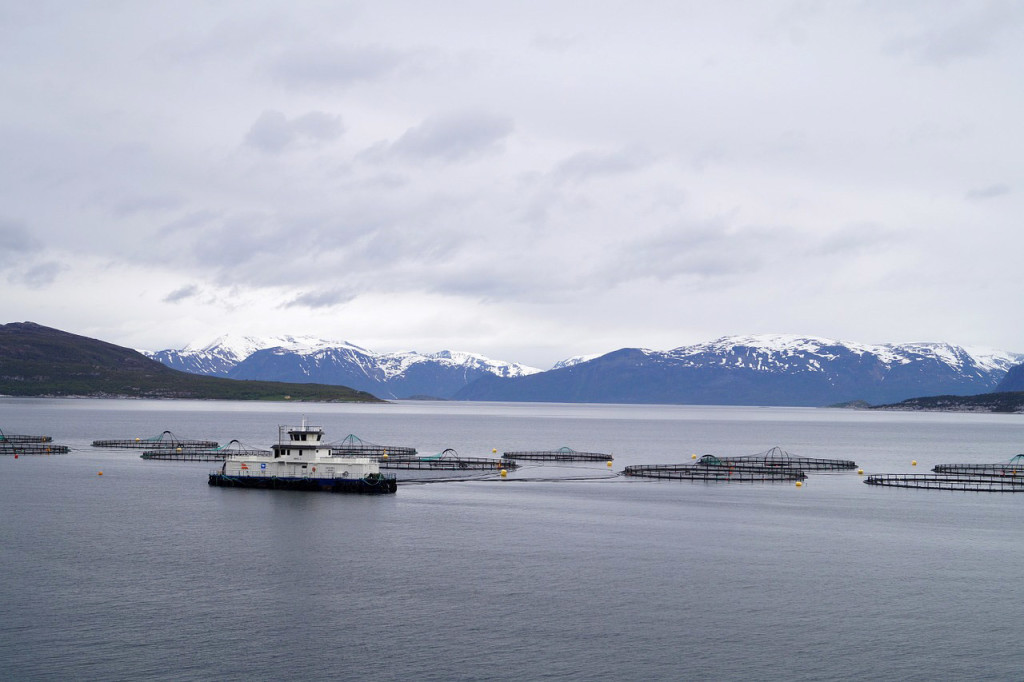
[219,420,381,482]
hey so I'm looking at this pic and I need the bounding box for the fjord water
[2,398,1024,681]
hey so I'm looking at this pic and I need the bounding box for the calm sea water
[2,398,1024,681]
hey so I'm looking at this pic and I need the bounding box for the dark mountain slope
[0,322,381,401]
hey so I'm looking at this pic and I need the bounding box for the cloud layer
[2,1,1023,367]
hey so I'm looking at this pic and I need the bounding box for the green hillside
[0,322,382,402]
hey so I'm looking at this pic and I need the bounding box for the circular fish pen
[92,430,218,449]
[503,447,611,462]
[1,441,68,455]
[380,448,518,471]
[698,446,856,471]
[0,430,53,444]
[932,454,1024,476]
[330,434,417,458]
[142,440,271,461]
[624,463,806,482]
[1,429,68,455]
[864,473,1024,492]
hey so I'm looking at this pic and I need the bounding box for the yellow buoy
[381,453,388,459]
[135,437,140,442]
[911,460,917,466]
[857,468,864,475]
[691,453,697,459]
[492,448,497,454]
[500,469,507,478]
[607,461,613,467]
[795,481,802,487]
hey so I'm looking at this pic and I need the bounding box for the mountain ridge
[147,334,542,399]
[147,332,1024,406]
[455,336,1023,406]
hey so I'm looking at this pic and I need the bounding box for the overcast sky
[1,1,1023,368]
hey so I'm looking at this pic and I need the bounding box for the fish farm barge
[330,434,417,458]
[210,472,398,494]
[503,447,611,462]
[380,448,518,471]
[624,463,806,482]
[932,454,1024,476]
[698,447,857,471]
[864,473,1024,492]
[92,430,219,450]
[142,440,270,462]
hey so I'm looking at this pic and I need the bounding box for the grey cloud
[16,262,65,289]
[966,183,1010,201]
[284,288,355,309]
[113,194,184,217]
[389,111,514,162]
[553,147,656,184]
[611,222,774,285]
[269,44,414,88]
[883,3,1024,65]
[0,220,41,253]
[531,32,581,53]
[164,284,200,303]
[158,210,222,238]
[809,223,901,257]
[245,110,344,153]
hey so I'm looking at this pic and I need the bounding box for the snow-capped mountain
[146,334,350,376]
[550,353,603,370]
[146,335,541,399]
[455,335,1024,406]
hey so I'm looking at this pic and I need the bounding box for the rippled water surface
[2,398,1024,680]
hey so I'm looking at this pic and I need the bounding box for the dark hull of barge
[208,473,397,494]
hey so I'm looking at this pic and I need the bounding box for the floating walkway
[330,434,417,458]
[380,448,517,472]
[92,430,218,449]
[864,473,1024,492]
[624,463,806,482]
[503,447,611,462]
[142,440,270,461]
[932,454,1024,476]
[698,446,856,471]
